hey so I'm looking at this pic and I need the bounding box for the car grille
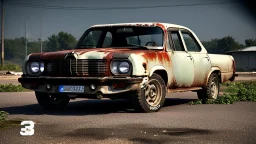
[44,59,107,76]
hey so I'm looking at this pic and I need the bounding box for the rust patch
[232,59,236,74]
[203,72,209,87]
[141,51,170,63]
[223,75,227,83]
[142,63,147,70]
[192,72,208,87]
[229,59,236,81]
[156,23,168,51]
[170,78,178,88]
[103,52,115,76]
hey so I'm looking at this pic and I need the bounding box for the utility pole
[25,20,27,56]
[1,0,4,66]
[40,15,42,52]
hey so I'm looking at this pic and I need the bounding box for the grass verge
[0,111,21,129]
[0,84,30,92]
[190,81,256,105]
[0,111,25,129]
[0,120,22,129]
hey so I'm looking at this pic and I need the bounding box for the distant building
[226,46,256,72]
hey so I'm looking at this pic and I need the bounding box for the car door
[167,29,195,88]
[180,29,211,87]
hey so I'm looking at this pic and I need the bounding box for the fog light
[46,84,51,90]
[90,84,96,90]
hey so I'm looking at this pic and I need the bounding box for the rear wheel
[197,73,220,100]
[35,92,70,109]
[133,73,166,112]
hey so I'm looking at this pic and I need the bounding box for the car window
[76,27,164,49]
[169,31,184,51]
[102,32,112,47]
[126,36,139,45]
[126,34,162,46]
[181,31,201,52]
[79,30,102,48]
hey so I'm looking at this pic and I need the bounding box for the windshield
[76,26,164,49]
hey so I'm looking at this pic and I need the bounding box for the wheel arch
[205,67,221,86]
[149,66,168,86]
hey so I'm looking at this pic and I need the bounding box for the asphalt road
[0,92,256,144]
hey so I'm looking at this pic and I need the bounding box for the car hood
[28,48,161,60]
[27,48,171,77]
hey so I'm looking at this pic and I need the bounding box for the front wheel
[35,92,70,109]
[197,73,220,100]
[133,73,166,113]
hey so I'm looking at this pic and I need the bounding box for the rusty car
[18,22,236,112]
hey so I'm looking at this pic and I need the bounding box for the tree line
[2,31,256,64]
[201,37,256,54]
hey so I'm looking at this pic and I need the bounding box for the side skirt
[167,87,202,93]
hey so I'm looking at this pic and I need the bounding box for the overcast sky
[2,0,256,44]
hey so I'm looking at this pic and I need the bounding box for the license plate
[59,85,84,93]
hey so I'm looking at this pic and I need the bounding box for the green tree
[216,36,240,53]
[245,39,256,47]
[202,36,241,54]
[4,37,26,60]
[4,37,47,62]
[202,39,220,54]
[46,32,77,52]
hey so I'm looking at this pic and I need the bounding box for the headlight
[118,62,130,74]
[111,60,131,75]
[30,62,40,73]
[40,62,44,72]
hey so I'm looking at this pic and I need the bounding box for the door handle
[204,56,210,61]
[187,55,193,60]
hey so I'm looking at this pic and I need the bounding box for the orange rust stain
[140,51,170,63]
[203,72,209,87]
[160,52,170,62]
[192,71,207,87]
[232,59,236,74]
[136,24,143,26]
[156,23,168,51]
[169,78,178,88]
[103,52,115,76]
[141,51,157,62]
[223,75,227,83]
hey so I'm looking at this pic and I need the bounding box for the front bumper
[18,76,143,96]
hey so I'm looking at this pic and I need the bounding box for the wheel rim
[210,78,218,99]
[49,94,64,105]
[144,79,162,106]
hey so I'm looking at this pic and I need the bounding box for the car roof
[90,22,189,29]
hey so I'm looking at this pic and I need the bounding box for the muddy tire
[35,92,70,109]
[197,73,220,100]
[133,73,166,113]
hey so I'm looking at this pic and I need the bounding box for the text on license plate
[59,85,84,93]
